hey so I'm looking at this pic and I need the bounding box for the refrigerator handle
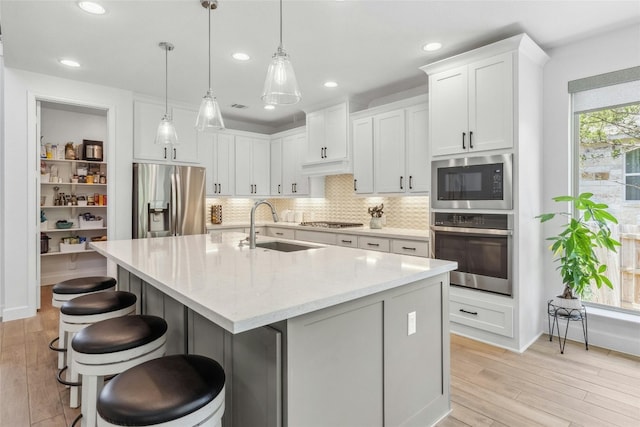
[171,170,178,235]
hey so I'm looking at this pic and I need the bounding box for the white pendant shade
[196,89,225,131]
[156,114,178,145]
[262,47,301,105]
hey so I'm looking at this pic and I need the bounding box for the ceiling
[2,0,639,132]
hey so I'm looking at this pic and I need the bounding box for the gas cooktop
[299,221,364,229]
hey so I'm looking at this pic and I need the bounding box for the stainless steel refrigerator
[133,163,206,238]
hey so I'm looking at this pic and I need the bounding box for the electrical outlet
[408,311,416,335]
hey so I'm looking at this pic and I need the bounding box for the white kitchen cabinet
[405,104,430,193]
[336,234,358,248]
[426,52,513,156]
[391,239,429,257]
[133,100,201,164]
[270,138,283,196]
[306,103,347,162]
[302,101,365,176]
[294,230,337,245]
[202,132,234,197]
[267,227,295,240]
[235,136,270,197]
[351,97,429,195]
[282,133,309,196]
[374,110,406,193]
[358,236,390,253]
[352,116,374,194]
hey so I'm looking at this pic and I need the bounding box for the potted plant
[368,204,384,229]
[537,193,620,309]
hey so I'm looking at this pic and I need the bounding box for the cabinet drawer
[267,228,295,239]
[295,230,336,245]
[358,236,390,252]
[391,239,429,257]
[336,234,358,248]
[449,294,513,337]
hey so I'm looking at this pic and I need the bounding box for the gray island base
[92,232,456,427]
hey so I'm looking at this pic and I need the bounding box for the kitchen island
[91,232,457,427]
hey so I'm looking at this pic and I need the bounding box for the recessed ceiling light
[422,42,442,52]
[232,52,250,61]
[77,1,106,15]
[264,105,275,110]
[59,59,81,68]
[324,81,338,88]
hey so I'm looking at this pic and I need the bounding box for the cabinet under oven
[432,212,513,296]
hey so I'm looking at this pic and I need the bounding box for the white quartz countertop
[91,232,455,334]
[207,222,430,241]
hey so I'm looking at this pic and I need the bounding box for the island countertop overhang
[90,232,457,334]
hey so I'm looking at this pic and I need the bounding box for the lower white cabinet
[295,230,337,245]
[449,287,514,338]
[391,239,429,257]
[336,234,358,248]
[358,236,390,253]
[267,227,295,240]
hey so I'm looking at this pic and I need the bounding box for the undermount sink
[255,241,317,252]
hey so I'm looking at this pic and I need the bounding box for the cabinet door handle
[341,239,352,244]
[214,183,218,194]
[401,246,416,251]
[278,184,281,194]
[469,131,473,149]
[173,148,177,160]
[409,176,413,190]
[459,308,478,316]
[164,147,167,159]
[217,183,221,194]
[462,132,466,150]
[276,232,283,236]
[320,147,324,158]
[400,176,404,190]
[294,183,297,193]
[354,179,357,191]
[367,243,380,247]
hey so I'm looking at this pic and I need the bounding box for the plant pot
[552,295,582,310]
[370,217,383,229]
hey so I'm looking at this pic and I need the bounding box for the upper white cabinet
[426,52,513,156]
[133,100,200,164]
[302,101,364,176]
[405,104,430,193]
[352,116,374,194]
[201,132,234,197]
[270,138,283,196]
[351,96,429,195]
[306,102,348,162]
[235,136,270,197]
[282,133,309,195]
[374,109,406,193]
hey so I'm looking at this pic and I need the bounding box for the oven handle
[431,225,513,236]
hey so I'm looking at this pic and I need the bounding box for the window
[572,67,640,313]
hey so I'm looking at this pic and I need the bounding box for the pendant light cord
[165,45,169,115]
[279,0,283,49]
[208,2,212,90]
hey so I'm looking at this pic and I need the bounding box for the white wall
[542,23,640,355]
[1,68,133,321]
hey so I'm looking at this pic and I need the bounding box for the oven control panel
[433,212,510,230]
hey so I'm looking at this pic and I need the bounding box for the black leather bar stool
[97,355,226,427]
[59,291,137,409]
[71,315,168,427]
[50,276,117,370]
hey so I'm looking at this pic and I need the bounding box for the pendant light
[261,0,301,105]
[196,0,225,131]
[155,42,179,145]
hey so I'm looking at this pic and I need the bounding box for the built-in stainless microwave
[431,154,513,210]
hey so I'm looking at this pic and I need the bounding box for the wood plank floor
[1,286,639,426]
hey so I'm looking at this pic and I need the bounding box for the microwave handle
[431,225,512,236]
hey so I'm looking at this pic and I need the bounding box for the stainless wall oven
[431,154,513,210]
[432,212,513,296]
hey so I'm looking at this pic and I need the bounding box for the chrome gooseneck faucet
[250,200,279,249]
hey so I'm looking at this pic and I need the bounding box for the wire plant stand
[547,299,589,354]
